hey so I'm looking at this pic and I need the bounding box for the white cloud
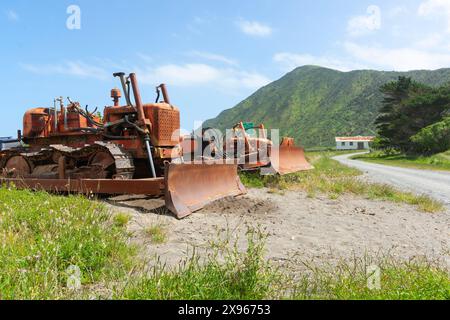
[188,51,238,66]
[344,42,450,71]
[414,33,443,49]
[20,61,109,80]
[388,6,408,18]
[140,64,220,86]
[418,0,450,15]
[273,52,367,72]
[6,10,19,21]
[20,56,270,92]
[273,2,450,73]
[139,63,270,90]
[418,0,450,32]
[347,5,381,36]
[236,19,272,37]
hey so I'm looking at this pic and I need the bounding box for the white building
[335,136,374,150]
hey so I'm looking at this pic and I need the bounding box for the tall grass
[294,257,450,300]
[0,187,133,299]
[117,227,450,300]
[0,187,448,300]
[240,152,444,213]
[117,228,286,300]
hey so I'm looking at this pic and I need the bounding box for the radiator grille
[154,109,180,146]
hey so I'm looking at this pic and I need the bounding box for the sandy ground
[106,188,450,273]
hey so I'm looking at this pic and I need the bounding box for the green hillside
[203,66,450,147]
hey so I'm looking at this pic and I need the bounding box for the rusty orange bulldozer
[0,72,246,219]
[182,121,313,175]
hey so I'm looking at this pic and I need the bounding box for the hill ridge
[204,66,450,147]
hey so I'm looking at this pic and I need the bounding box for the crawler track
[0,142,135,180]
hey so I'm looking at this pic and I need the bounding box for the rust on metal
[0,72,246,219]
[3,155,32,177]
[164,162,246,219]
[111,88,121,107]
[158,84,171,105]
[1,177,164,195]
[129,73,150,128]
[270,137,313,175]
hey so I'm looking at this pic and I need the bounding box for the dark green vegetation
[375,77,450,155]
[411,117,450,155]
[240,151,444,213]
[353,150,450,172]
[0,185,448,299]
[204,66,450,148]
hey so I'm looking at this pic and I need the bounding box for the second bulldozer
[182,121,313,175]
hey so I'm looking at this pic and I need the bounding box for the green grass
[145,224,167,244]
[240,151,444,213]
[117,229,449,300]
[113,213,131,228]
[0,189,448,300]
[293,257,450,300]
[0,187,134,299]
[118,228,285,300]
[352,150,450,172]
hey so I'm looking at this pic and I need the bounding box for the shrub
[410,117,450,155]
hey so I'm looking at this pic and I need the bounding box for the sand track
[107,189,449,272]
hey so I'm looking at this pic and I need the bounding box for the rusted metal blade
[269,138,313,175]
[164,162,246,219]
[0,178,164,195]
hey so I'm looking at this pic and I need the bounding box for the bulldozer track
[0,142,135,180]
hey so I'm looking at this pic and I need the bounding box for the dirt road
[107,189,449,273]
[333,153,450,208]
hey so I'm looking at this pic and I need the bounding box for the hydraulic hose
[144,134,157,178]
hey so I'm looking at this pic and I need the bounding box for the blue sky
[1,0,450,136]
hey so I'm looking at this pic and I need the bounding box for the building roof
[335,136,375,142]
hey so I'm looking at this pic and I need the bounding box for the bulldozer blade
[268,138,314,175]
[164,162,246,219]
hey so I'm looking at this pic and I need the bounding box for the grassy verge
[0,187,134,299]
[240,151,444,213]
[293,257,450,300]
[352,150,450,172]
[117,229,449,300]
[117,228,285,300]
[0,188,448,300]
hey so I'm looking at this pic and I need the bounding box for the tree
[410,117,450,155]
[375,77,450,154]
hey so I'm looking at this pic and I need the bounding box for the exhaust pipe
[128,73,157,179]
[129,73,147,125]
[113,72,132,107]
[157,84,171,105]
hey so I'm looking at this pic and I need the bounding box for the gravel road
[333,153,450,208]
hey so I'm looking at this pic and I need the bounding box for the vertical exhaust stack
[158,84,171,105]
[113,72,132,107]
[128,72,157,178]
[129,73,147,125]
